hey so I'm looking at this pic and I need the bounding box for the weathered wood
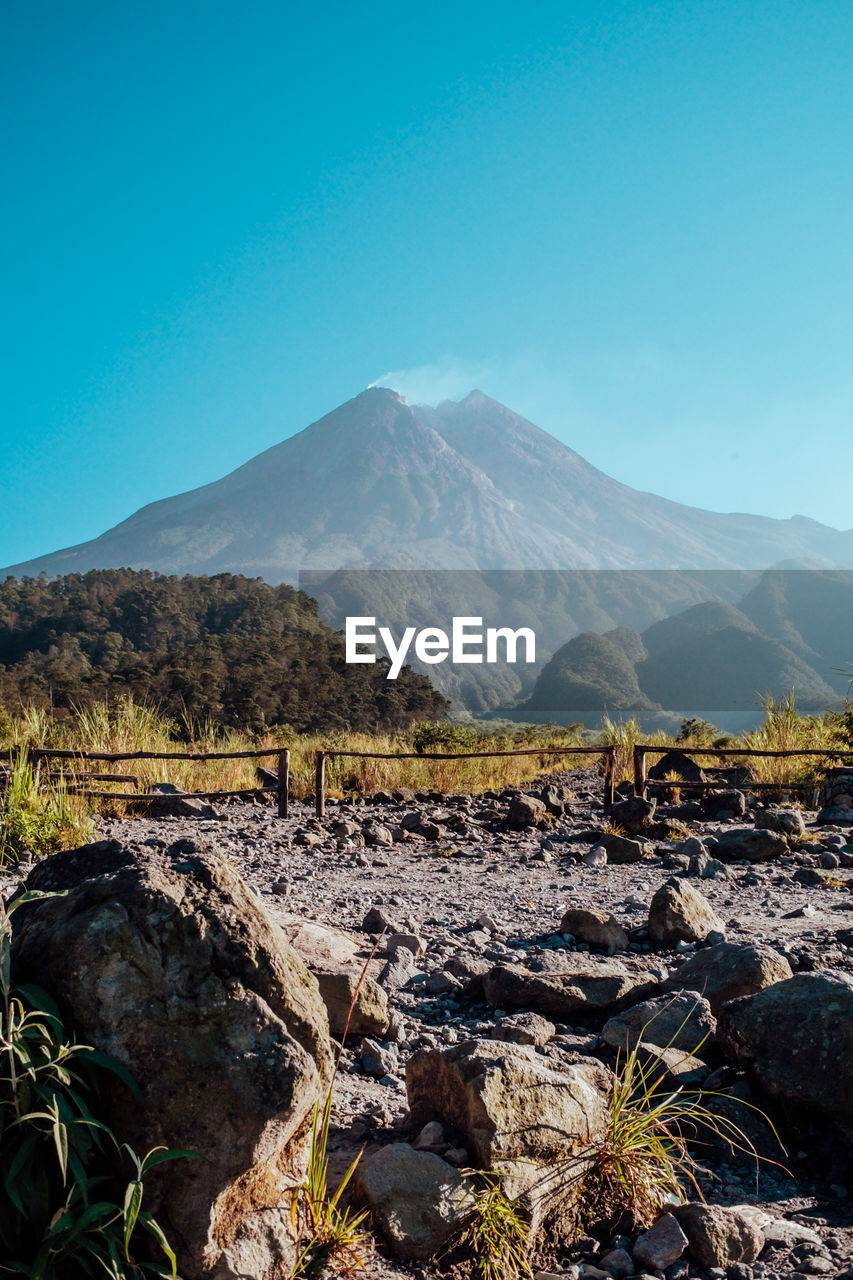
[323,745,608,761]
[633,747,647,798]
[45,771,140,786]
[277,749,290,818]
[602,747,615,811]
[24,746,283,763]
[65,786,278,802]
[315,752,326,819]
[636,744,853,759]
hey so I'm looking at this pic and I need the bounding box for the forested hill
[0,570,448,732]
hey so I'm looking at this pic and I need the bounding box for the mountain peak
[3,384,853,580]
[362,384,407,405]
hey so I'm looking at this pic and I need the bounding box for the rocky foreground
[6,766,853,1280]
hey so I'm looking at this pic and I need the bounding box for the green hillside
[0,570,448,732]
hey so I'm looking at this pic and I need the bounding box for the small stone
[559,907,629,954]
[361,1037,398,1079]
[632,1212,689,1270]
[387,931,427,957]
[598,1246,635,1277]
[492,1010,556,1046]
[413,1120,444,1149]
[477,912,501,933]
[363,905,401,934]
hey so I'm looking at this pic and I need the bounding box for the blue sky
[3,0,853,566]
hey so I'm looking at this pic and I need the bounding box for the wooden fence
[312,744,618,818]
[5,745,292,817]
[12,738,850,822]
[631,744,853,800]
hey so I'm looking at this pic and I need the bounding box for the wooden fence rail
[631,743,853,800]
[312,744,617,818]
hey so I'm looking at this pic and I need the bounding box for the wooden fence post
[633,747,647,799]
[315,752,326,819]
[603,747,615,812]
[277,749,290,819]
[29,747,42,790]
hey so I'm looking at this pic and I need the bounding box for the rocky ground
[13,765,853,1280]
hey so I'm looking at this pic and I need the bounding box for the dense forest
[0,570,448,732]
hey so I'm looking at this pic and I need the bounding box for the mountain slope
[512,574,849,725]
[5,388,853,578]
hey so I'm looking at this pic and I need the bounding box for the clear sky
[3,0,853,567]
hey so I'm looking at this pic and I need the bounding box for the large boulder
[483,958,659,1018]
[712,827,789,862]
[661,941,792,1014]
[647,879,725,947]
[406,1039,610,1239]
[11,839,332,1280]
[716,970,853,1131]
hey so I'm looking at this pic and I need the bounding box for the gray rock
[716,969,853,1130]
[700,789,747,819]
[316,970,390,1036]
[492,1010,556,1046]
[387,930,426,957]
[602,991,716,1053]
[608,795,657,836]
[356,1143,473,1260]
[147,782,217,819]
[647,879,725,947]
[597,1246,635,1278]
[661,941,792,1014]
[484,958,660,1018]
[361,1037,398,1078]
[712,827,789,863]
[406,1038,610,1220]
[671,1203,765,1266]
[508,794,548,829]
[598,832,654,863]
[559,907,629,954]
[363,822,394,847]
[362,904,401,934]
[11,839,332,1280]
[754,806,806,837]
[632,1212,689,1269]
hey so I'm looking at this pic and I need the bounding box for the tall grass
[742,693,842,790]
[1,700,595,811]
[0,755,94,866]
[1,694,850,821]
